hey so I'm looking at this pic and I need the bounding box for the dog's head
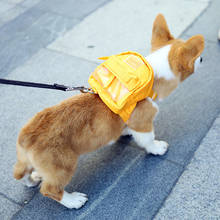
[149,14,204,100]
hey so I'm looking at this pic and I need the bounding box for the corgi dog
[13,14,204,209]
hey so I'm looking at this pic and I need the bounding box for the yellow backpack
[88,51,157,122]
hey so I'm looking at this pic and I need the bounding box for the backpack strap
[148,90,157,100]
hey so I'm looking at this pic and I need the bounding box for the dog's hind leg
[38,151,88,209]
[13,143,31,180]
[13,143,40,187]
[40,182,88,209]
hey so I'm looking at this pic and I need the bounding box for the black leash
[0,78,94,93]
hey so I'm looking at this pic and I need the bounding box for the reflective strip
[124,55,144,69]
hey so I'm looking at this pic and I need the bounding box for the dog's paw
[60,191,88,209]
[147,140,169,155]
[30,171,42,183]
[20,173,40,188]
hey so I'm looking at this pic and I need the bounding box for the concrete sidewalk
[155,115,220,219]
[0,0,220,219]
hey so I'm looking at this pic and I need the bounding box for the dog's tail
[13,142,31,180]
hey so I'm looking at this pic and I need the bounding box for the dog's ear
[151,14,174,51]
[178,35,204,68]
[177,35,205,80]
[179,35,204,60]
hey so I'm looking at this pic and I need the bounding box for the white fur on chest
[145,45,174,80]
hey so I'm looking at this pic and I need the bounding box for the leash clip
[80,87,95,94]
[66,86,95,94]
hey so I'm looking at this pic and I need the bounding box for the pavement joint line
[151,111,220,219]
[129,165,181,220]
[126,142,184,167]
[21,8,47,30]
[35,0,113,22]
[76,0,113,22]
[6,0,83,21]
[16,0,38,9]
[162,158,184,168]
[0,5,46,34]
[25,8,79,31]
[126,156,183,219]
[0,192,22,207]
[0,1,32,20]
[33,6,81,22]
[179,0,212,38]
[12,2,29,10]
[15,4,28,10]
[150,169,185,220]
[46,47,100,66]
[77,153,142,220]
[0,3,29,27]
[127,156,184,219]
[1,0,19,7]
[11,187,40,219]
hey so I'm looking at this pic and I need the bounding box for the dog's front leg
[130,129,168,155]
[126,98,168,155]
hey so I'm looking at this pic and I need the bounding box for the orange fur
[13,13,204,204]
[126,99,157,132]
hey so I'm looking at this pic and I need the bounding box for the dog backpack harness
[88,51,157,122]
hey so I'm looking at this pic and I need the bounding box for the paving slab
[0,48,97,206]
[184,0,220,43]
[0,1,15,14]
[80,156,182,220]
[3,0,25,4]
[155,115,220,219]
[21,0,42,8]
[36,0,111,19]
[49,0,209,62]
[0,8,78,78]
[0,5,27,28]
[0,195,21,220]
[0,7,44,41]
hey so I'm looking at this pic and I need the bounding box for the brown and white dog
[13,14,204,209]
